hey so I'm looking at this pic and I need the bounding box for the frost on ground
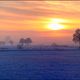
[0,49,80,80]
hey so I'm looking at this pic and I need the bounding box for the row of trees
[0,37,32,49]
[0,29,80,49]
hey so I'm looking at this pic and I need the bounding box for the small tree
[9,40,14,46]
[51,42,57,47]
[19,38,25,48]
[25,38,32,47]
[73,29,80,48]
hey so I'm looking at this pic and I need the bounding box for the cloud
[0,1,80,31]
[0,1,80,18]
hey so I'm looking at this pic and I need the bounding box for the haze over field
[0,1,80,45]
[0,30,73,45]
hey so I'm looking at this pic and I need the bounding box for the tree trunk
[79,42,80,48]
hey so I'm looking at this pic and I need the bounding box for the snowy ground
[0,50,80,80]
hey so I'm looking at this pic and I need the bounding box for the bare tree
[19,38,25,48]
[17,38,32,49]
[25,38,32,47]
[9,40,14,46]
[51,42,57,47]
[5,36,14,46]
[73,29,80,48]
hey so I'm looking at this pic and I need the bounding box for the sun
[47,18,65,30]
[48,23,64,30]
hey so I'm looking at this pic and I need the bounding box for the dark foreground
[0,50,80,80]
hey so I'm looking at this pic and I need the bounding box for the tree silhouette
[5,36,14,46]
[19,38,25,48]
[73,29,80,48]
[18,38,32,49]
[25,38,32,47]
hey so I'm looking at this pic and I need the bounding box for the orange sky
[0,1,80,45]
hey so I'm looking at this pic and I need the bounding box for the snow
[0,49,80,80]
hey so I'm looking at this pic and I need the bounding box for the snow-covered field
[0,49,80,80]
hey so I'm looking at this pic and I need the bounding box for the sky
[0,1,80,45]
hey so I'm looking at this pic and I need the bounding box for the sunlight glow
[48,23,64,30]
[52,18,66,23]
[47,18,66,30]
